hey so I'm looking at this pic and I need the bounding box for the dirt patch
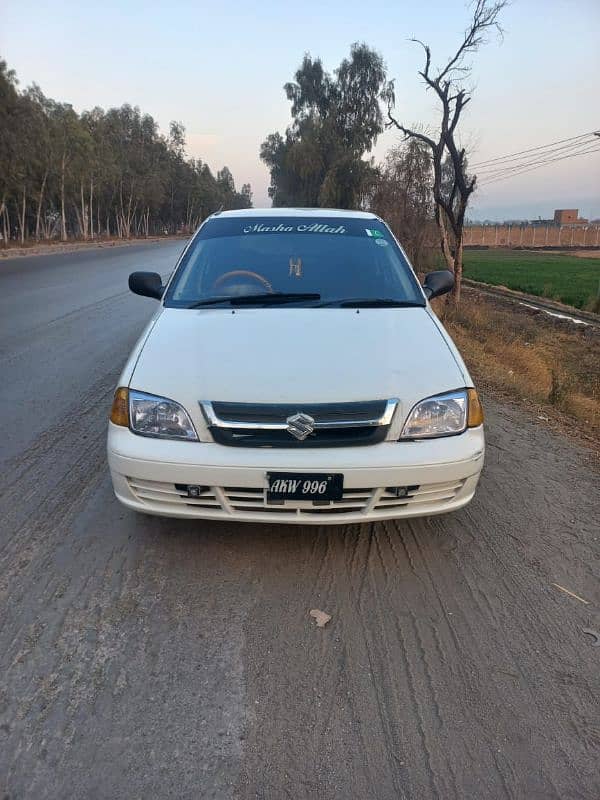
[573,249,600,259]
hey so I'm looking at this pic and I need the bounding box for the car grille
[126,477,465,519]
[211,400,387,423]
[200,399,397,448]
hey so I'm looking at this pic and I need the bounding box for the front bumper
[107,423,485,524]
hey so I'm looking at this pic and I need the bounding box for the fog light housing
[175,484,208,498]
[386,485,419,498]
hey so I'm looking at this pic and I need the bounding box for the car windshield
[163,216,425,308]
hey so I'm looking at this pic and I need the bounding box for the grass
[462,249,600,310]
[439,295,600,441]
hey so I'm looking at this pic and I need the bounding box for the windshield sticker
[375,238,388,247]
[365,228,384,238]
[243,222,347,235]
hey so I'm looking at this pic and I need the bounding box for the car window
[164,216,424,307]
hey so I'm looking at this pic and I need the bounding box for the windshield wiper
[186,293,420,309]
[316,297,424,308]
[187,296,235,307]
[231,291,321,305]
[187,292,320,308]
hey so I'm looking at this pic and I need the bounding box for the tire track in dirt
[361,524,467,799]
[235,400,599,800]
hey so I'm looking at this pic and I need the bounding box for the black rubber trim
[211,400,388,424]
[210,425,389,448]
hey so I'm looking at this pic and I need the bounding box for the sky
[2,0,599,220]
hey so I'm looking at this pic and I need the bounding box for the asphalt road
[1,242,599,800]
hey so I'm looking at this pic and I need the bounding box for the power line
[475,136,599,174]
[478,140,600,180]
[479,145,600,187]
[481,146,600,186]
[474,134,594,169]
[471,131,597,168]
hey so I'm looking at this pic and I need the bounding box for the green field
[462,249,600,310]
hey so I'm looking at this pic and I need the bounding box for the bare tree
[384,0,507,303]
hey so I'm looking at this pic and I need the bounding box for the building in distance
[553,209,588,225]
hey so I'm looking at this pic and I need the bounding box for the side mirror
[129,271,163,300]
[422,269,454,300]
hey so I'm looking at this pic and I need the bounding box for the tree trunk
[118,181,133,238]
[19,184,27,245]
[73,203,83,238]
[89,178,94,239]
[452,236,463,305]
[5,203,11,244]
[80,182,88,240]
[35,171,48,241]
[60,152,67,241]
[435,202,455,271]
[0,197,7,246]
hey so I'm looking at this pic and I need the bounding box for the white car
[108,209,484,524]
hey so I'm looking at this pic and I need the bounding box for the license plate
[266,472,343,501]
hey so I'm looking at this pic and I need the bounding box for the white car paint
[129,306,468,441]
[108,208,484,524]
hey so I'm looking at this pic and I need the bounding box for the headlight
[111,388,198,440]
[130,390,198,439]
[401,389,481,439]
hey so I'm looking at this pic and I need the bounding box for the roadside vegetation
[0,59,251,246]
[463,249,600,310]
[441,294,600,441]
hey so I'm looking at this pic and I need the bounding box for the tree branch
[436,0,507,84]
[386,112,436,150]
[384,0,507,304]
[449,92,470,135]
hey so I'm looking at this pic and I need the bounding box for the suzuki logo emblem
[286,412,315,441]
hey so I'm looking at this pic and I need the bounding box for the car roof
[215,207,379,220]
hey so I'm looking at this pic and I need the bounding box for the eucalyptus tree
[11,90,36,243]
[47,101,86,241]
[23,85,56,239]
[0,56,252,244]
[261,43,387,209]
[0,60,20,241]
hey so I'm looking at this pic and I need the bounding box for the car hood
[129,307,467,431]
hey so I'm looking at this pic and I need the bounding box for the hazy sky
[3,0,599,219]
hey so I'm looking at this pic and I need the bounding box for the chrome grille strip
[199,398,398,430]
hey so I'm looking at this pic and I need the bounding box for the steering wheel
[212,270,273,293]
